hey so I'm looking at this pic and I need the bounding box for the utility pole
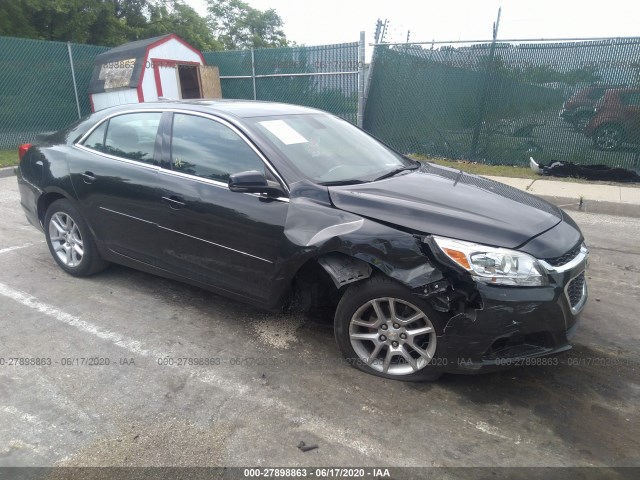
[357,31,366,128]
[469,7,501,160]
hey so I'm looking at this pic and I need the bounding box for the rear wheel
[593,123,623,151]
[44,199,108,277]
[334,275,445,381]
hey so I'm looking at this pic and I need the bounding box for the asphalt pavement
[0,176,638,468]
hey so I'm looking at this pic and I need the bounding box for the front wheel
[573,112,593,131]
[593,123,623,151]
[44,199,108,277]
[334,275,445,381]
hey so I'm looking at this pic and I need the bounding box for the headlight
[430,236,548,286]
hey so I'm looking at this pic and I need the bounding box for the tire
[593,123,623,151]
[573,112,593,131]
[334,275,446,382]
[44,199,108,277]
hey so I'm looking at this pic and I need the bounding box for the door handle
[81,171,96,184]
[162,195,186,209]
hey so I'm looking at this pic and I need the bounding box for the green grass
[410,154,539,179]
[0,149,18,169]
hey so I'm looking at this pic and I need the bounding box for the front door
[155,112,289,302]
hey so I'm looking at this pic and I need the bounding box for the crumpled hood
[328,164,563,249]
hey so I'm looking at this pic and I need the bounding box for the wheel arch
[37,188,75,225]
[286,252,369,310]
[593,121,626,138]
[287,248,446,312]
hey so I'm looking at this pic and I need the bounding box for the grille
[545,243,582,267]
[567,272,586,308]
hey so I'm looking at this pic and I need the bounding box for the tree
[0,0,39,39]
[513,65,602,86]
[0,0,163,45]
[146,1,223,51]
[0,0,290,50]
[207,0,288,49]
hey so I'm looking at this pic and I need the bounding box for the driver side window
[170,114,265,182]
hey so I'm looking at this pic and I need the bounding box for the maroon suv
[585,88,640,150]
[560,84,624,130]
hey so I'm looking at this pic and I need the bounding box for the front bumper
[438,248,588,374]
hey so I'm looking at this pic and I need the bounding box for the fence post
[469,7,501,159]
[364,21,384,107]
[357,31,366,128]
[67,42,82,119]
[251,48,257,100]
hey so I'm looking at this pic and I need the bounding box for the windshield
[247,114,415,184]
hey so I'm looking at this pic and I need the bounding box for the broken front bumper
[438,248,588,374]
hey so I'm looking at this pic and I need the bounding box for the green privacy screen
[0,36,108,149]
[204,42,359,124]
[364,39,640,168]
[3,35,640,171]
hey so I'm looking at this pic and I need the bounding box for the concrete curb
[0,166,16,179]
[539,195,640,219]
[484,175,640,218]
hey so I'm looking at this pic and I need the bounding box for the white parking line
[0,283,150,356]
[0,242,42,255]
[0,282,398,463]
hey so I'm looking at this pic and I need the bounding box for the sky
[187,0,640,50]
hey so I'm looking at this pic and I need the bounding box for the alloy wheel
[349,297,437,376]
[595,126,621,150]
[574,114,592,131]
[48,212,84,268]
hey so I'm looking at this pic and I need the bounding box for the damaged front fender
[271,181,445,305]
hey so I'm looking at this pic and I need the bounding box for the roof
[94,99,323,119]
[95,35,171,60]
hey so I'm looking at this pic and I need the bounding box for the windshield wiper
[373,163,420,182]
[318,179,368,186]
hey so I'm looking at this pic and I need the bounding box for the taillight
[18,143,32,162]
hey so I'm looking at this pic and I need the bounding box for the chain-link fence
[364,38,640,169]
[204,42,362,124]
[0,36,108,149]
[0,37,361,150]
[4,34,640,171]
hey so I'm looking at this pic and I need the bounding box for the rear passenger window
[170,113,264,182]
[83,121,107,152]
[97,113,161,164]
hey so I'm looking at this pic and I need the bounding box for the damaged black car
[16,101,589,380]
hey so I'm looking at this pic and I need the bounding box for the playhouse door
[198,65,222,99]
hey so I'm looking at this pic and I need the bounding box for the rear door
[155,112,289,302]
[69,111,167,266]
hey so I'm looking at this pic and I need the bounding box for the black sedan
[16,100,588,380]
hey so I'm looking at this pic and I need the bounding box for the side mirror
[228,170,285,197]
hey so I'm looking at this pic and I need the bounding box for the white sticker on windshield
[259,120,308,145]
